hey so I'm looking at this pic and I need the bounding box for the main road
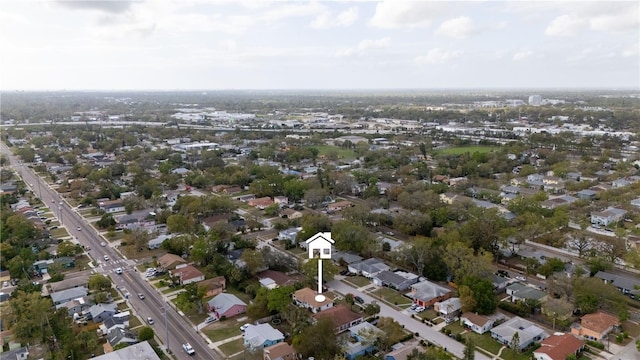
[1,142,218,360]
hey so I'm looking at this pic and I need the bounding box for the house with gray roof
[409,280,452,307]
[88,302,118,323]
[506,283,548,303]
[577,189,597,200]
[91,341,160,360]
[594,271,640,296]
[50,287,88,306]
[348,258,390,278]
[243,323,284,351]
[107,327,138,348]
[372,270,419,291]
[206,293,247,319]
[0,346,29,360]
[331,251,363,265]
[591,207,626,226]
[491,316,547,350]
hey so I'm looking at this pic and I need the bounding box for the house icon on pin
[305,232,334,260]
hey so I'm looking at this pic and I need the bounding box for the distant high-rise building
[528,95,542,106]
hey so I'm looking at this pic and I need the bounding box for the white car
[76,227,81,231]
[115,268,123,274]
[100,242,107,247]
[182,343,195,355]
[240,324,250,332]
[515,275,526,282]
[103,255,110,261]
[147,317,154,325]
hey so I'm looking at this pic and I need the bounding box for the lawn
[315,145,357,159]
[462,332,503,355]
[203,322,242,342]
[501,348,534,360]
[435,145,498,155]
[344,276,371,288]
[219,338,245,356]
[129,316,142,329]
[622,320,640,337]
[443,322,465,335]
[50,228,69,238]
[419,309,439,321]
[369,287,412,306]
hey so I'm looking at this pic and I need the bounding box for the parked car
[515,275,526,282]
[204,316,217,324]
[182,343,195,355]
[354,295,365,304]
[496,270,509,278]
[240,324,250,332]
[103,255,109,261]
[147,317,154,325]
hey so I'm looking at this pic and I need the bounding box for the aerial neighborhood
[1,90,639,360]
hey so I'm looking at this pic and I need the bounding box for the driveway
[328,279,492,360]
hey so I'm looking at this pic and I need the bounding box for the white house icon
[305,232,334,260]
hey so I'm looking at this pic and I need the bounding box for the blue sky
[1,1,638,90]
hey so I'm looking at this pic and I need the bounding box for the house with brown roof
[293,287,334,313]
[157,253,187,271]
[248,197,274,209]
[197,276,226,297]
[460,312,495,334]
[263,341,297,360]
[533,333,584,360]
[281,208,304,219]
[326,200,353,212]
[170,265,205,285]
[312,304,363,333]
[571,312,619,341]
[409,280,452,308]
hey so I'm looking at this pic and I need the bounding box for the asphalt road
[1,142,218,360]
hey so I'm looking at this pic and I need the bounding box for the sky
[0,0,638,90]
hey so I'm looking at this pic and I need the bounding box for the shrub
[585,340,605,349]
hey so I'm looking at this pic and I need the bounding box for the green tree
[138,326,154,341]
[293,317,341,359]
[461,276,497,315]
[509,331,520,352]
[241,249,266,276]
[175,283,207,314]
[267,286,296,313]
[96,213,116,229]
[463,339,476,360]
[88,274,112,291]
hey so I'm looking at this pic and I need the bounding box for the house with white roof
[491,316,548,350]
[243,323,284,351]
[590,207,626,226]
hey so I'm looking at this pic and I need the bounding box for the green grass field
[435,145,498,155]
[219,339,245,356]
[314,145,357,159]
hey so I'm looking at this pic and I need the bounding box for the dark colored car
[354,295,365,304]
[496,270,509,278]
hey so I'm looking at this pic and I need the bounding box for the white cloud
[513,49,534,61]
[334,37,391,58]
[311,7,358,29]
[261,2,325,24]
[414,48,463,64]
[590,11,639,32]
[545,14,585,37]
[370,1,448,28]
[436,16,474,39]
[622,43,639,58]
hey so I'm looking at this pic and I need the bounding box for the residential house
[93,341,160,360]
[542,176,565,193]
[506,283,548,303]
[331,251,363,265]
[611,178,631,188]
[279,227,302,242]
[248,196,274,209]
[281,208,303,219]
[447,177,468,187]
[631,197,640,208]
[491,316,548,350]
[106,327,138,348]
[327,200,353,212]
[243,323,284,351]
[59,296,92,315]
[170,265,205,285]
[540,195,577,210]
[207,293,247,319]
[0,270,10,284]
[595,271,640,296]
[348,258,390,278]
[434,297,461,322]
[571,312,619,341]
[235,194,256,202]
[99,200,126,213]
[157,253,187,271]
[384,341,421,360]
[590,207,627,226]
[293,287,334,313]
[344,322,384,360]
[34,257,75,274]
[147,234,173,250]
[50,287,88,307]
[439,192,461,205]
[263,342,297,360]
[273,196,289,205]
[47,273,90,292]
[372,270,419,291]
[115,210,155,230]
[409,280,452,308]
[197,276,226,297]
[259,278,278,289]
[576,189,597,200]
[491,274,510,291]
[0,347,29,360]
[533,333,585,360]
[460,312,495,334]
[222,186,243,195]
[313,304,363,333]
[98,311,130,336]
[256,270,305,288]
[88,303,118,323]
